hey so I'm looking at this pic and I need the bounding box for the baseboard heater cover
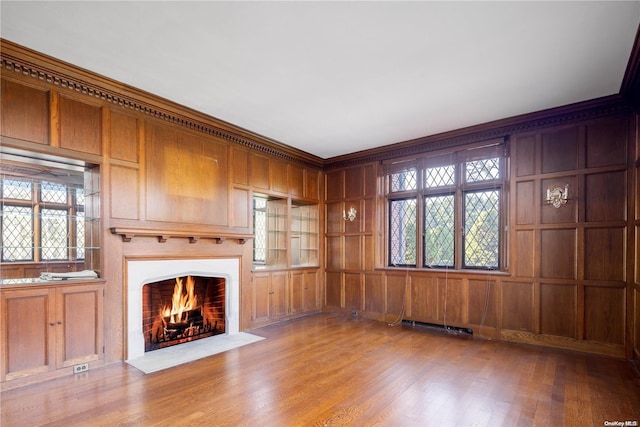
[402,320,473,336]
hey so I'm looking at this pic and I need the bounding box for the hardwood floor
[2,313,640,426]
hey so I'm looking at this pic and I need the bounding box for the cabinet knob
[49,322,55,326]
[57,321,62,325]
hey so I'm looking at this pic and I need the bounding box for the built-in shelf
[110,227,252,244]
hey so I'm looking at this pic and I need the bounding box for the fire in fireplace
[142,275,225,352]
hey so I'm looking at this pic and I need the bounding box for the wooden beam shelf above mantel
[110,227,252,244]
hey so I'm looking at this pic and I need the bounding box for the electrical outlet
[73,363,89,374]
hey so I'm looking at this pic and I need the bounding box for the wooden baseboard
[500,329,625,358]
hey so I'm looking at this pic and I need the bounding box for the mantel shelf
[110,227,252,244]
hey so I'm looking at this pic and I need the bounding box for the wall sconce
[343,207,357,222]
[545,184,569,208]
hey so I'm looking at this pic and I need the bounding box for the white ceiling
[1,1,639,159]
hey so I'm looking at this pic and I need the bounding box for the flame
[161,276,198,324]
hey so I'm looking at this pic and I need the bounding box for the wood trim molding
[110,227,252,244]
[0,39,324,169]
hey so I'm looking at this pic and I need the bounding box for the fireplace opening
[142,275,225,352]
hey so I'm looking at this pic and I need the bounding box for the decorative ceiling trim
[0,39,324,169]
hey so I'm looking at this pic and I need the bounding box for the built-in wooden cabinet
[252,271,288,326]
[0,282,104,389]
[250,269,320,328]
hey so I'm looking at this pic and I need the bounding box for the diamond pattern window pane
[41,208,68,260]
[390,169,417,192]
[253,197,267,263]
[389,198,417,265]
[464,190,500,268]
[2,178,32,200]
[425,165,455,188]
[1,206,33,261]
[76,211,85,260]
[41,181,67,204]
[424,195,454,267]
[465,158,500,183]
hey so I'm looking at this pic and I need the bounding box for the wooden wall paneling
[585,116,627,168]
[636,287,640,358]
[231,146,249,186]
[541,176,577,224]
[438,277,466,325]
[541,126,579,173]
[344,201,360,234]
[515,230,535,277]
[58,94,102,155]
[110,165,139,220]
[325,170,343,201]
[344,166,364,199]
[467,278,498,328]
[326,202,343,234]
[343,273,362,311]
[515,181,535,225]
[363,164,376,197]
[145,123,228,225]
[325,272,342,308]
[271,159,288,194]
[110,109,138,162]
[540,229,576,279]
[326,236,342,271]
[585,171,627,222]
[386,272,407,320]
[362,198,374,233]
[539,283,576,338]
[584,286,625,344]
[288,163,304,198]
[502,281,534,332]
[364,235,375,271]
[363,273,384,314]
[249,152,270,191]
[408,274,437,322]
[305,168,320,201]
[1,78,49,144]
[584,227,626,281]
[232,187,250,229]
[514,134,537,177]
[344,236,361,271]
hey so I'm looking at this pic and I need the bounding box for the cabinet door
[1,288,56,381]
[303,270,320,312]
[270,272,288,320]
[252,273,271,324]
[55,284,103,368]
[289,271,304,316]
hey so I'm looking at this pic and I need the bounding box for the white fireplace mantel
[126,257,240,361]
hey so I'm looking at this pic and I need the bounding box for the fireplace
[143,275,225,352]
[126,258,240,361]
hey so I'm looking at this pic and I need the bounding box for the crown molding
[323,94,631,170]
[0,39,324,169]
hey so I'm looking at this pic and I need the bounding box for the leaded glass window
[389,198,417,266]
[253,196,267,263]
[385,142,505,270]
